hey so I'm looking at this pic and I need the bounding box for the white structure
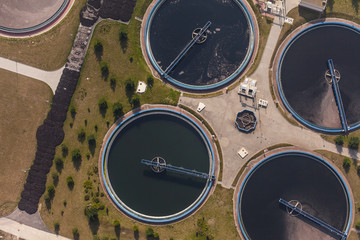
[136,81,147,93]
[238,147,248,159]
[197,102,206,112]
[299,0,327,12]
[258,99,269,108]
[238,77,258,98]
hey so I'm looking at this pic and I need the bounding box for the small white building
[238,77,258,98]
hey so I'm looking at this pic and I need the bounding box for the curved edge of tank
[0,0,73,37]
[101,108,215,224]
[276,21,360,133]
[144,0,256,91]
[236,150,353,239]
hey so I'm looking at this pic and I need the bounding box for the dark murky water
[279,24,360,129]
[239,152,349,240]
[149,0,251,86]
[107,112,210,216]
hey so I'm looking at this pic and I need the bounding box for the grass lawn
[315,150,360,240]
[0,69,52,216]
[0,0,87,71]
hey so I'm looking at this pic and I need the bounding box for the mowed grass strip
[0,69,52,216]
[0,0,87,71]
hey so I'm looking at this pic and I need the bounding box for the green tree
[52,172,59,186]
[349,136,360,150]
[112,102,123,120]
[100,61,109,79]
[94,40,103,61]
[54,157,64,173]
[343,157,351,171]
[72,228,79,240]
[130,95,140,108]
[47,185,55,199]
[84,205,99,221]
[125,78,135,93]
[87,134,96,147]
[119,31,128,52]
[69,105,76,119]
[54,222,60,233]
[66,176,74,190]
[110,77,116,91]
[77,128,86,143]
[334,135,344,146]
[61,143,68,157]
[71,149,81,162]
[146,228,154,238]
[356,221,360,230]
[98,98,108,116]
[147,76,154,89]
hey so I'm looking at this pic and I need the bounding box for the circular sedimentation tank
[0,0,72,36]
[101,108,215,223]
[236,151,352,240]
[144,0,256,91]
[276,21,360,133]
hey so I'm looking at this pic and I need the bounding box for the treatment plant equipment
[144,0,257,91]
[236,151,352,240]
[275,21,360,133]
[101,108,216,224]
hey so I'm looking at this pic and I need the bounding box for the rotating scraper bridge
[279,198,347,239]
[141,158,215,181]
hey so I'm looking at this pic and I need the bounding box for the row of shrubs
[335,135,359,150]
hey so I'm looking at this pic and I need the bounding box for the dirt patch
[0,230,25,240]
[0,69,52,217]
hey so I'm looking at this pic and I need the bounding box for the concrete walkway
[0,56,63,94]
[0,217,70,240]
[180,13,358,188]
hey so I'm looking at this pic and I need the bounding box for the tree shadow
[100,108,107,118]
[115,225,120,239]
[89,142,96,156]
[54,225,60,235]
[327,0,334,11]
[89,218,100,235]
[68,181,74,191]
[335,144,343,154]
[353,0,359,13]
[72,158,82,171]
[73,231,79,240]
[126,90,134,101]
[95,50,103,62]
[45,198,51,210]
[349,148,359,160]
[134,230,139,240]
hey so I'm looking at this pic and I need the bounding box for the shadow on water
[143,170,206,189]
[278,204,341,239]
